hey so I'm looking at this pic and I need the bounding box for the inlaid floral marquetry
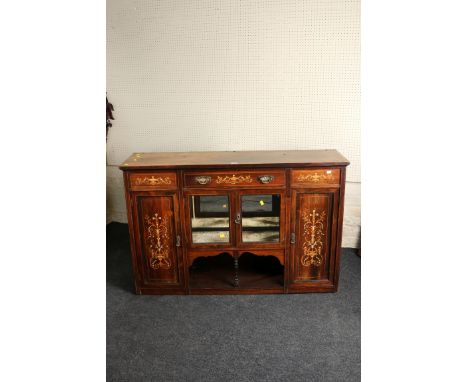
[144,213,172,270]
[301,208,326,267]
[130,172,177,189]
[215,175,253,185]
[135,176,172,186]
[185,171,285,188]
[298,173,330,183]
[291,169,340,186]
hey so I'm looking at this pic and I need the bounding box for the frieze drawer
[129,172,178,190]
[184,170,286,188]
[291,168,340,187]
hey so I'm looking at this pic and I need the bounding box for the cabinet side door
[133,193,182,288]
[289,190,339,291]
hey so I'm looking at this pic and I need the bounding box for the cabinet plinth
[120,150,349,294]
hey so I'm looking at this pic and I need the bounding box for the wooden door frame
[130,190,186,294]
[182,189,237,250]
[288,187,340,292]
[235,189,287,250]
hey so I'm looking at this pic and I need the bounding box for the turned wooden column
[233,253,239,288]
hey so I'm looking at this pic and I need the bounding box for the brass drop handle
[290,233,296,244]
[176,235,181,247]
[258,175,274,184]
[195,176,211,185]
[234,213,241,224]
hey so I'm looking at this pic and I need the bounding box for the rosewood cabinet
[120,150,349,294]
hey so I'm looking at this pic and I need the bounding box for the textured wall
[106,0,360,247]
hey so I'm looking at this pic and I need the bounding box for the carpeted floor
[107,222,360,382]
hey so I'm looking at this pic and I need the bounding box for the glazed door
[236,191,285,247]
[289,190,339,288]
[133,192,184,288]
[185,191,235,248]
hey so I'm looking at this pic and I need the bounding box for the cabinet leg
[233,255,239,288]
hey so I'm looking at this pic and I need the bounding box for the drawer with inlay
[291,168,341,187]
[129,172,178,190]
[184,170,286,188]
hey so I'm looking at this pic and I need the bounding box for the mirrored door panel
[241,194,280,243]
[190,195,230,244]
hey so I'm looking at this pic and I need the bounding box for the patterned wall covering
[107,0,360,181]
[106,0,360,246]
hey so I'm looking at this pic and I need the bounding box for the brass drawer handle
[194,176,211,185]
[234,213,241,224]
[258,175,274,184]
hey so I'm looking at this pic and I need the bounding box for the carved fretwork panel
[291,192,337,282]
[136,195,180,285]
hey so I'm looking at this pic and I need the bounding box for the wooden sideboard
[120,150,349,294]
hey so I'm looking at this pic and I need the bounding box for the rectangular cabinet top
[120,150,349,170]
